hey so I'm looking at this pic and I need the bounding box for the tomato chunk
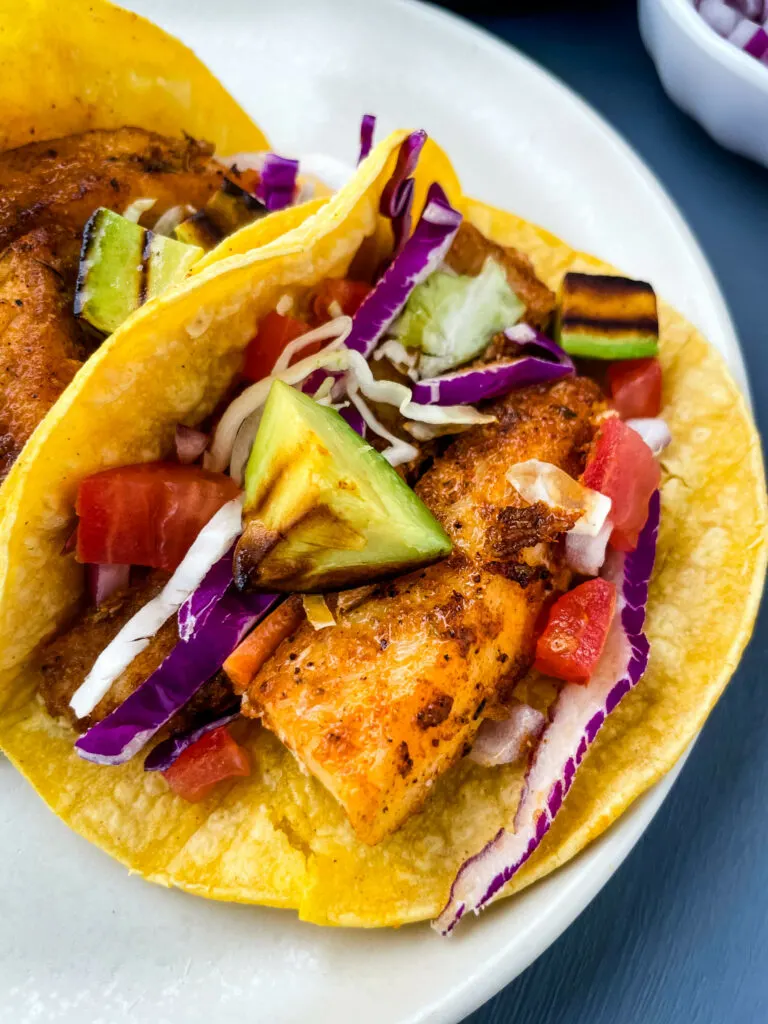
[224,596,304,691]
[583,416,660,551]
[242,311,309,383]
[76,463,240,571]
[534,578,616,684]
[608,358,662,419]
[311,278,371,323]
[162,725,250,802]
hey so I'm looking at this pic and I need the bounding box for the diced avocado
[392,257,525,377]
[234,380,452,592]
[173,178,267,251]
[557,272,659,359]
[74,208,202,335]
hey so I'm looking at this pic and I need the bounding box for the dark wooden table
[449,3,768,1022]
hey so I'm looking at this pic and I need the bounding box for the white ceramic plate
[0,2,747,1023]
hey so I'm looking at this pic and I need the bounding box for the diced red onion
[345,182,462,359]
[379,130,426,257]
[256,153,299,212]
[358,114,376,164]
[565,517,613,576]
[698,0,742,35]
[75,588,279,765]
[175,424,209,465]
[143,705,240,772]
[434,490,660,934]
[626,418,671,456]
[87,563,130,606]
[467,702,547,767]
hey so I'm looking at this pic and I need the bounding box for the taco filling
[0,126,315,479]
[13,121,679,930]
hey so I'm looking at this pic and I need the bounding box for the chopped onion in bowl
[467,702,546,767]
[565,517,613,576]
[87,563,130,607]
[69,497,244,720]
[434,490,660,935]
[175,424,209,465]
[507,460,612,537]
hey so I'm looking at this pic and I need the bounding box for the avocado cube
[234,380,452,593]
[557,272,659,359]
[74,208,202,336]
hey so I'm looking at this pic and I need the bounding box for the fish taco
[0,0,336,484]
[0,115,763,931]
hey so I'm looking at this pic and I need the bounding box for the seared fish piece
[0,128,225,250]
[0,225,88,475]
[444,221,556,333]
[242,378,604,845]
[36,569,234,733]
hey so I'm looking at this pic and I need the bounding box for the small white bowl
[639,0,768,167]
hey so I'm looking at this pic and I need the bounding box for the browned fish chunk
[35,570,235,734]
[0,225,89,475]
[242,377,604,844]
[0,127,225,250]
[444,220,556,332]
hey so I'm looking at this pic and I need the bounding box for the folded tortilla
[0,127,763,927]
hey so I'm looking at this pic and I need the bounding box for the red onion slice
[434,490,660,934]
[87,563,130,606]
[467,703,547,768]
[175,424,209,465]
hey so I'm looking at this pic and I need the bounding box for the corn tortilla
[0,144,764,928]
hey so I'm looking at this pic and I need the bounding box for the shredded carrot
[223,596,305,691]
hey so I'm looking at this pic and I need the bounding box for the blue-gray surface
[457,4,768,1024]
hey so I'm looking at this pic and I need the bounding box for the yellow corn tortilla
[0,135,765,928]
[0,0,267,153]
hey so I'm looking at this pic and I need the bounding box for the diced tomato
[311,279,371,323]
[534,578,616,684]
[582,416,660,551]
[223,595,305,691]
[607,358,662,419]
[242,311,309,383]
[162,725,251,803]
[76,462,240,571]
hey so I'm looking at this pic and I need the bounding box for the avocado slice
[234,380,452,592]
[74,208,202,335]
[557,272,659,359]
[174,178,267,251]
